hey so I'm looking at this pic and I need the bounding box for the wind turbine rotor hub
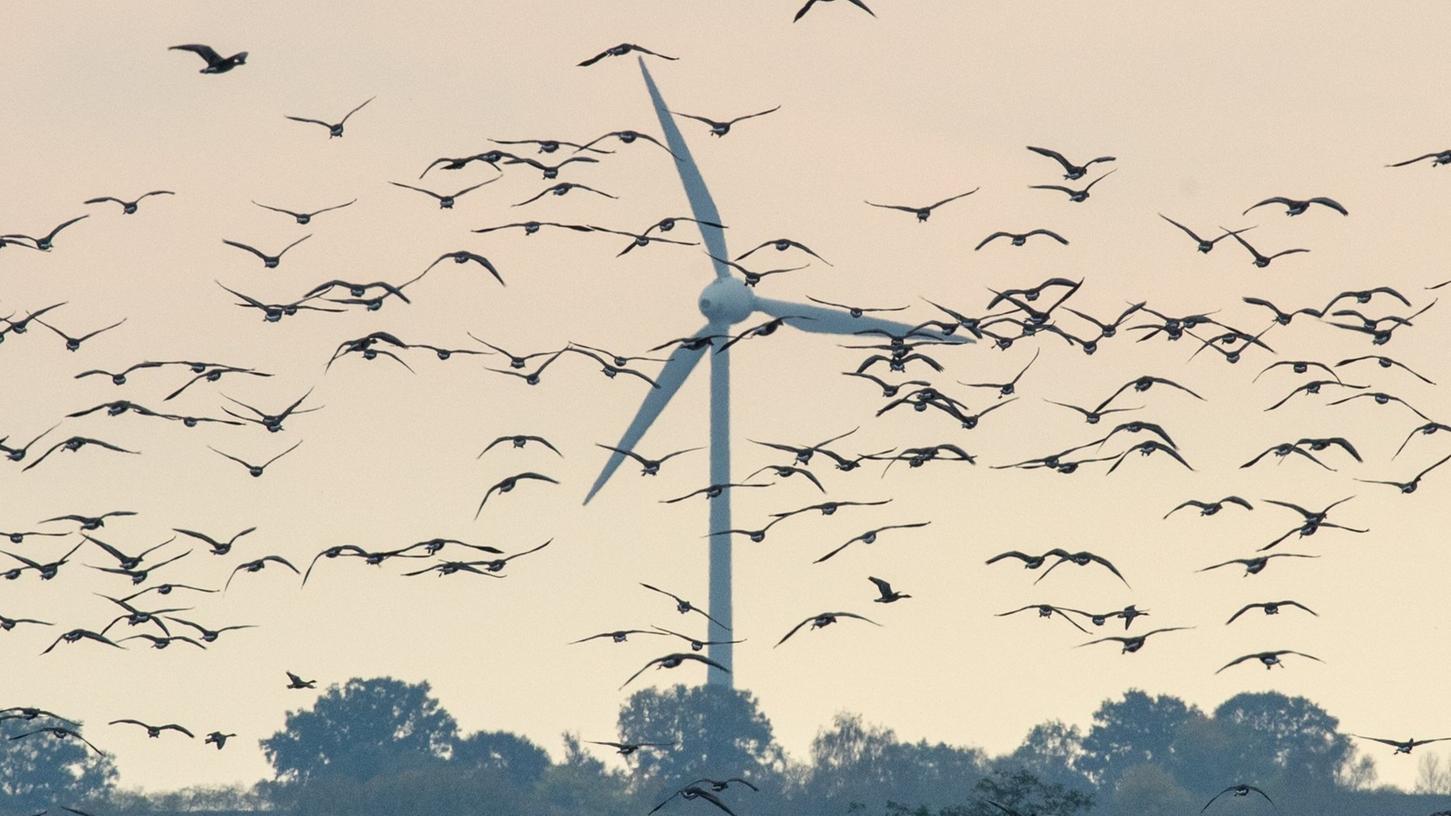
[698,277,755,324]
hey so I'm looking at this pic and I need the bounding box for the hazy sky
[3,0,1451,794]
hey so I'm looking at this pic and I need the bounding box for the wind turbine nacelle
[698,277,755,325]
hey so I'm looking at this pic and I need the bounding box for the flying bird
[795,0,876,21]
[221,235,311,268]
[620,652,729,689]
[209,441,303,478]
[1201,785,1277,813]
[865,189,979,222]
[672,106,782,137]
[775,611,880,646]
[975,229,1068,250]
[1216,650,1323,673]
[476,473,559,517]
[1225,601,1318,625]
[1026,146,1116,180]
[169,43,247,73]
[251,199,356,224]
[390,180,495,209]
[1243,196,1348,216]
[84,191,173,215]
[578,43,678,67]
[284,96,375,138]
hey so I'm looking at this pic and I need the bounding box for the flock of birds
[4,18,1451,816]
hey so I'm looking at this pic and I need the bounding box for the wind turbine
[582,59,970,687]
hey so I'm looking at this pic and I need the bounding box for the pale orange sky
[3,0,1451,794]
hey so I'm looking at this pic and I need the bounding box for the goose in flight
[865,188,978,222]
[1243,196,1348,216]
[775,611,880,647]
[620,652,729,689]
[1347,734,1451,755]
[586,739,675,756]
[109,719,194,739]
[1026,145,1116,180]
[1077,626,1192,654]
[1201,785,1276,813]
[640,583,729,629]
[1164,496,1253,519]
[1225,601,1317,625]
[795,0,875,21]
[1216,650,1323,673]
[284,96,375,138]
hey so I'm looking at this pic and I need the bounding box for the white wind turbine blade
[753,296,974,342]
[638,58,732,280]
[582,326,718,504]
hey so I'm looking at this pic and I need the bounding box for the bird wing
[170,44,223,64]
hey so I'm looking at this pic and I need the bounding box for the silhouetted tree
[972,767,1094,816]
[1109,763,1197,816]
[1078,690,1201,789]
[261,676,459,786]
[0,719,116,811]
[801,713,986,814]
[1213,692,1353,786]
[616,684,783,796]
[452,729,551,786]
[1007,719,1090,791]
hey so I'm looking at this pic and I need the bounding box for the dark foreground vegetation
[6,678,1451,816]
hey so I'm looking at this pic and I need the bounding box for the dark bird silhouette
[476,473,559,517]
[1026,146,1116,180]
[1106,441,1193,474]
[252,199,355,225]
[169,43,247,73]
[513,182,618,207]
[640,583,728,629]
[1198,553,1319,577]
[41,628,123,656]
[1094,375,1204,413]
[597,443,700,476]
[673,107,781,137]
[224,555,300,591]
[423,251,502,286]
[1348,735,1451,755]
[996,604,1090,634]
[1035,551,1131,587]
[205,731,235,750]
[571,629,668,645]
[284,96,375,138]
[866,189,978,222]
[1077,627,1192,654]
[1226,601,1318,625]
[814,522,931,564]
[390,180,495,209]
[620,653,729,689]
[222,235,310,268]
[775,611,880,646]
[1216,651,1323,674]
[586,739,675,756]
[1388,149,1451,168]
[3,544,82,581]
[1160,215,1253,253]
[795,0,876,21]
[1336,354,1435,385]
[1030,169,1117,202]
[975,229,1068,250]
[1165,497,1253,518]
[109,719,194,739]
[285,671,316,689]
[1223,228,1309,268]
[578,43,677,67]
[652,625,745,653]
[34,317,125,352]
[1242,297,1325,327]
[9,726,104,756]
[1356,453,1451,494]
[1201,785,1277,812]
[867,576,910,603]
[1244,196,1348,216]
[4,216,88,251]
[959,349,1038,398]
[84,191,173,215]
[1264,379,1365,412]
[208,441,303,478]
[22,436,137,472]
[506,154,601,180]
[163,616,256,643]
[574,130,679,158]
[481,435,561,458]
